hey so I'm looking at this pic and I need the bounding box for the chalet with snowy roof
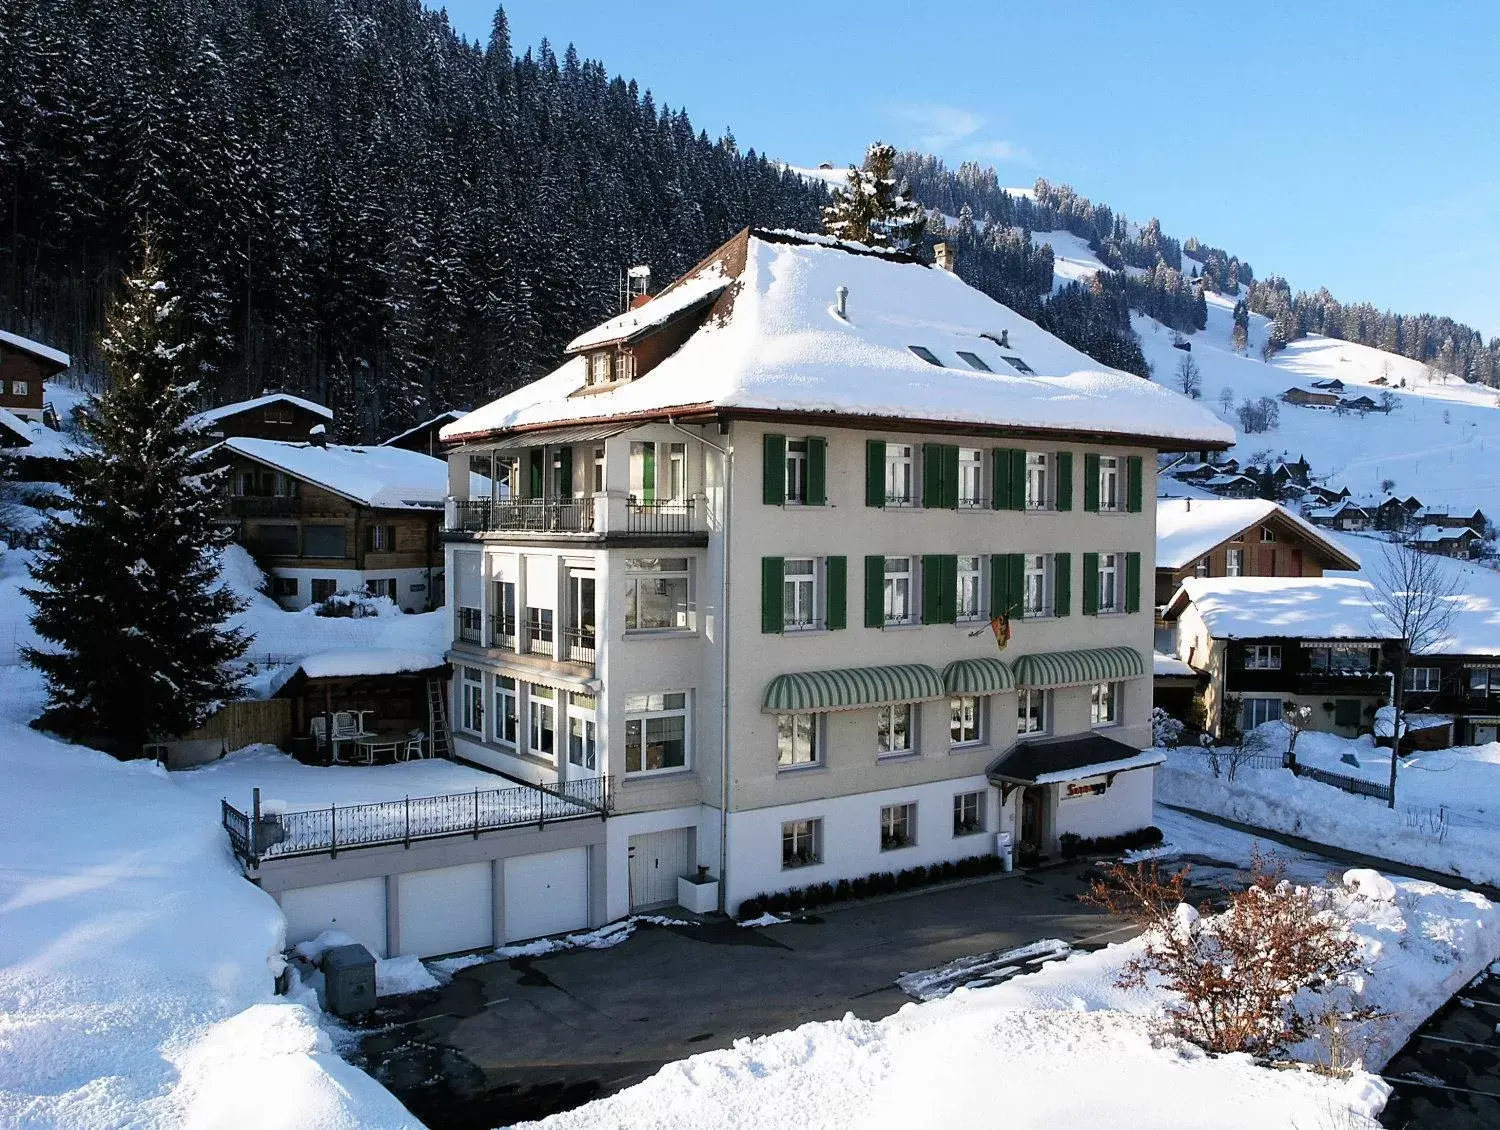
[0,329,69,423]
[1305,483,1351,507]
[426,226,1230,923]
[1161,577,1398,739]
[186,393,333,445]
[381,409,467,458]
[1411,524,1483,559]
[1268,456,1310,489]
[1201,473,1258,499]
[1340,394,1379,413]
[1418,507,1488,533]
[1311,378,1345,393]
[209,435,450,612]
[1364,494,1422,532]
[1307,498,1371,531]
[1282,387,1340,408]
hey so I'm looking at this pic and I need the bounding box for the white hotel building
[438,228,1231,917]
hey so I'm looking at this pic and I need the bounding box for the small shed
[270,648,451,755]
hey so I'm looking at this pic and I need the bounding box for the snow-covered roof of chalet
[566,273,734,353]
[186,392,333,432]
[380,409,467,447]
[0,328,70,368]
[0,406,72,459]
[443,229,1235,450]
[1164,577,1395,641]
[218,437,450,510]
[1412,524,1476,543]
[1156,498,1359,571]
[1309,499,1368,518]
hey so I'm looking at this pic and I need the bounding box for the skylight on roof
[955,350,991,372]
[907,346,942,367]
[1001,355,1035,375]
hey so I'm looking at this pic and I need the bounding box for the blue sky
[437,1,1500,338]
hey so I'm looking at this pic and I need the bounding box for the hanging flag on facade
[990,613,1012,650]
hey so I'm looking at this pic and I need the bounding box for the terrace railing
[449,498,594,534]
[223,776,614,865]
[626,498,695,534]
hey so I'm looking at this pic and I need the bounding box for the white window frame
[624,557,692,633]
[1090,681,1120,728]
[884,443,914,506]
[592,446,605,493]
[957,448,984,508]
[1242,697,1282,732]
[884,556,915,625]
[588,351,613,385]
[880,802,917,851]
[1097,552,1122,614]
[527,684,557,761]
[782,818,822,869]
[1244,644,1282,670]
[1023,553,1051,618]
[492,675,518,746]
[1025,451,1050,510]
[953,791,985,837]
[667,442,687,501]
[12,380,29,398]
[956,555,983,621]
[1226,547,1245,577]
[783,556,820,630]
[1404,667,1440,693]
[567,692,597,771]
[777,712,820,769]
[785,438,809,505]
[1017,688,1048,735]
[950,696,982,746]
[624,692,690,775]
[876,702,915,757]
[1261,527,1277,543]
[459,667,484,735]
[1194,556,1210,578]
[1098,455,1120,512]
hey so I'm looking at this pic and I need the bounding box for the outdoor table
[354,730,407,764]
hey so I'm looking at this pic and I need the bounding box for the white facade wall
[270,564,434,613]
[1051,766,1157,843]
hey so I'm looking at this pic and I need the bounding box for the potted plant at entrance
[678,865,719,915]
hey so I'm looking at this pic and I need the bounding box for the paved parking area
[355,862,1140,1127]
[1381,970,1500,1129]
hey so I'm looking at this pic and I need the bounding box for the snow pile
[1372,705,1451,739]
[430,914,688,974]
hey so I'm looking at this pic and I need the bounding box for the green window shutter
[943,555,958,621]
[763,434,787,505]
[1084,453,1100,512]
[528,449,544,498]
[826,555,847,629]
[864,555,884,627]
[922,444,943,509]
[943,444,960,509]
[761,557,784,634]
[1126,551,1142,614]
[1127,455,1144,513]
[1082,552,1100,616]
[1009,450,1027,510]
[1009,554,1025,617]
[991,449,1009,511]
[556,446,573,498]
[1055,452,1074,512]
[642,444,656,503]
[922,553,942,623]
[993,553,1024,618]
[806,436,827,505]
[989,556,1006,620]
[866,440,885,507]
[1053,552,1071,618]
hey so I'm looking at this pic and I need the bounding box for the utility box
[322,943,377,1016]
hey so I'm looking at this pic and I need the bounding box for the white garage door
[280,876,387,957]
[503,848,589,942]
[628,828,695,910]
[397,861,494,958]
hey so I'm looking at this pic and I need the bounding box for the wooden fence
[182,699,293,752]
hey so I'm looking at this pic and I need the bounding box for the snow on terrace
[443,231,1234,449]
[1170,576,1393,640]
[220,436,449,509]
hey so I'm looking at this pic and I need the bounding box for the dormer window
[588,352,613,386]
[1002,355,1035,375]
[907,346,942,366]
[956,351,991,372]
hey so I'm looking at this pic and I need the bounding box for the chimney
[934,242,956,272]
[308,423,327,448]
[835,285,849,319]
[624,264,651,311]
[999,329,1010,348]
[1185,498,1192,512]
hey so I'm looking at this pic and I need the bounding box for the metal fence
[450,498,595,534]
[626,499,695,534]
[1290,762,1392,802]
[223,775,613,864]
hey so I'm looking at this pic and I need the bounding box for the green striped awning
[1013,646,1145,689]
[762,663,945,713]
[942,657,1016,695]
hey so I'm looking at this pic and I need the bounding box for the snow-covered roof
[268,647,448,694]
[1202,474,1253,488]
[0,406,72,459]
[445,229,1235,450]
[219,437,449,510]
[1412,524,1476,543]
[1309,499,1368,519]
[1156,498,1359,571]
[186,393,333,432]
[1165,576,1395,641]
[566,273,732,352]
[1153,651,1197,677]
[0,328,69,368]
[1156,477,1219,502]
[381,410,467,447]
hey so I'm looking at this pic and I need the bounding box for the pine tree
[24,242,248,753]
[822,141,926,249]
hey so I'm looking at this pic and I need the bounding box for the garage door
[397,861,494,958]
[280,876,387,957]
[628,827,695,911]
[503,848,589,942]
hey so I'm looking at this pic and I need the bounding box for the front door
[1019,787,1046,851]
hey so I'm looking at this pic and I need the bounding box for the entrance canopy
[761,663,944,713]
[987,733,1165,786]
[1013,646,1145,689]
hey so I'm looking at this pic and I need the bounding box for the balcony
[450,498,594,534]
[626,498,694,534]
[491,613,517,651]
[226,494,299,517]
[445,494,706,544]
[1296,670,1388,696]
[561,626,597,672]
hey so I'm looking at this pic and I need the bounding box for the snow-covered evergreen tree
[24,243,248,753]
[822,141,927,249]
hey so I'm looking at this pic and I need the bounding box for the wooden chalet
[0,329,69,422]
[381,410,467,458]
[187,393,334,445]
[1282,387,1340,408]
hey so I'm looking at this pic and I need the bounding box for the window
[629,441,656,502]
[1405,667,1440,693]
[950,697,981,746]
[1261,528,1277,542]
[1098,456,1120,512]
[588,351,613,385]
[625,692,689,774]
[592,446,605,493]
[783,557,819,630]
[1308,645,1373,672]
[880,803,916,850]
[459,667,484,734]
[782,819,822,869]
[785,438,809,504]
[908,345,942,366]
[884,556,914,624]
[955,350,991,372]
[365,524,396,552]
[263,404,291,423]
[365,578,397,602]
[11,380,29,397]
[310,578,337,604]
[953,792,984,836]
[884,443,914,505]
[1194,556,1210,578]
[303,524,346,558]
[1242,697,1282,732]
[1226,548,1244,577]
[492,580,517,644]
[1023,553,1051,617]
[525,607,554,655]
[1470,669,1500,698]
[625,557,691,631]
[528,685,557,760]
[567,692,597,771]
[957,448,983,508]
[667,442,686,501]
[777,713,819,768]
[1097,553,1121,613]
[1002,355,1035,375]
[250,524,299,556]
[1244,644,1282,670]
[877,703,914,756]
[1025,452,1049,510]
[1090,681,1119,727]
[492,676,518,746]
[1018,688,1047,734]
[956,555,983,621]
[271,576,298,599]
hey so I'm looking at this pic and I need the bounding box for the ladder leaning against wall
[426,677,454,760]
